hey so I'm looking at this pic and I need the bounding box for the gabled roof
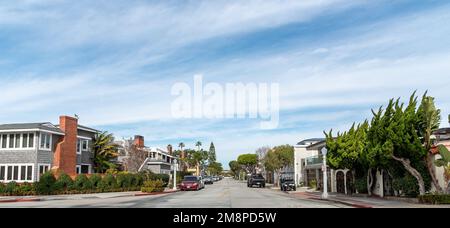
[296,138,325,146]
[0,122,64,134]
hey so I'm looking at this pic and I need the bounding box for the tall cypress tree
[208,142,217,164]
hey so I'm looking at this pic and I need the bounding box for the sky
[1,0,450,169]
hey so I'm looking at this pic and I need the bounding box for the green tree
[263,145,294,186]
[325,122,371,193]
[366,94,428,195]
[178,142,185,157]
[92,131,119,173]
[208,142,217,164]
[229,160,241,178]
[417,93,442,192]
[237,154,258,174]
[207,162,223,175]
[196,141,202,151]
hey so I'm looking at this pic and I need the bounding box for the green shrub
[141,180,165,193]
[150,174,170,187]
[19,183,35,195]
[99,174,117,190]
[355,178,368,194]
[73,174,93,191]
[55,173,74,192]
[309,180,317,189]
[5,182,18,195]
[90,174,102,189]
[393,175,419,197]
[36,172,56,195]
[418,194,450,204]
[0,183,5,195]
[116,173,132,188]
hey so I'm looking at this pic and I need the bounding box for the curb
[0,198,41,203]
[287,192,373,208]
[134,190,180,197]
[0,190,180,203]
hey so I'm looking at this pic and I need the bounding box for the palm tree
[418,93,442,192]
[178,142,185,158]
[92,131,119,173]
[195,141,202,151]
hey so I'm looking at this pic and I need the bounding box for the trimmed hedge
[0,171,170,196]
[141,180,165,193]
[418,194,450,205]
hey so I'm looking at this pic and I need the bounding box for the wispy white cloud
[1,1,450,166]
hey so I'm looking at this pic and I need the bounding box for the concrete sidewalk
[288,191,450,208]
[0,189,179,203]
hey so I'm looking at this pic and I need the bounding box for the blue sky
[1,0,450,168]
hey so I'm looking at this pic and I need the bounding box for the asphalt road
[0,178,350,208]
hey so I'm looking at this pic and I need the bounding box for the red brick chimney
[53,116,78,175]
[134,135,144,148]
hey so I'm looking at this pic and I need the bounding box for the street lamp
[321,147,328,199]
[173,159,178,190]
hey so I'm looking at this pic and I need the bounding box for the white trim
[76,165,81,174]
[0,163,34,183]
[0,129,64,135]
[77,135,91,140]
[0,132,37,151]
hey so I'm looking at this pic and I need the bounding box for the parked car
[180,176,203,191]
[247,174,266,188]
[280,172,296,191]
[203,176,214,184]
[198,176,206,189]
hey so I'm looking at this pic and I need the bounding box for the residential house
[294,138,332,192]
[0,116,99,183]
[139,145,178,175]
[115,135,179,175]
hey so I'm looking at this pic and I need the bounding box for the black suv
[280,172,296,191]
[247,174,266,188]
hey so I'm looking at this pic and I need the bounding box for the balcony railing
[305,155,323,166]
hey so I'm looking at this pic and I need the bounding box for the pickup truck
[247,174,266,188]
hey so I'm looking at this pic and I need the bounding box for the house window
[7,166,12,180]
[1,135,6,148]
[9,134,14,148]
[22,134,28,148]
[77,139,81,154]
[0,166,5,181]
[40,133,51,150]
[15,134,20,148]
[82,140,88,151]
[1,164,34,182]
[29,133,34,148]
[81,165,90,174]
[21,133,34,148]
[13,166,19,180]
[39,164,50,176]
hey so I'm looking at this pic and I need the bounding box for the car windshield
[252,175,263,179]
[184,176,198,181]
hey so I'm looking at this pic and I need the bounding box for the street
[0,178,350,208]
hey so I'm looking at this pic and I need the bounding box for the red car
[180,176,201,191]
